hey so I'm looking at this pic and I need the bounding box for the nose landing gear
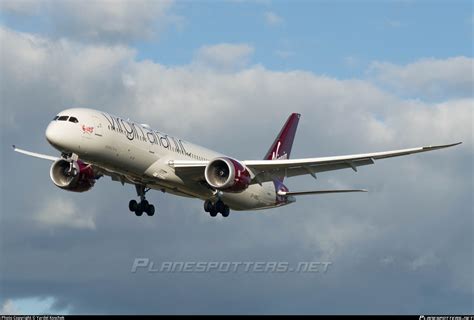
[204,199,230,218]
[129,185,155,216]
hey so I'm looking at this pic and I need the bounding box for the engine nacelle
[204,157,251,192]
[50,159,97,192]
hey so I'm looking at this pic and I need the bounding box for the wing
[168,142,461,183]
[279,189,367,196]
[12,145,59,161]
[12,145,137,186]
[244,142,462,183]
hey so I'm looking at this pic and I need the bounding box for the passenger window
[69,117,79,123]
[58,116,69,121]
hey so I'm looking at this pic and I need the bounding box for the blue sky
[0,0,472,315]
[137,1,472,77]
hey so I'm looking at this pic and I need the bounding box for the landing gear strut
[204,199,230,217]
[129,185,155,216]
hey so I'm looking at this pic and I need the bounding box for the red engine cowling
[50,159,97,192]
[204,157,251,192]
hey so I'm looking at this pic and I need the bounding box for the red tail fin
[264,113,300,161]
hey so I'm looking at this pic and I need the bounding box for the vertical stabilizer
[263,113,300,161]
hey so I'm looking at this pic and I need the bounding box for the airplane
[13,108,461,218]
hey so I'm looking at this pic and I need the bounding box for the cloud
[368,56,474,100]
[343,56,359,68]
[0,27,472,314]
[0,300,20,315]
[0,27,135,129]
[0,297,69,315]
[275,50,294,59]
[0,0,43,16]
[409,252,440,271]
[264,11,283,26]
[193,43,255,71]
[0,0,176,43]
[35,198,96,230]
[385,19,403,28]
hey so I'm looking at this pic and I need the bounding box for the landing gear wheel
[129,200,138,212]
[130,185,156,217]
[139,200,149,212]
[209,209,218,217]
[204,200,213,213]
[221,205,230,217]
[146,204,155,216]
[215,200,225,213]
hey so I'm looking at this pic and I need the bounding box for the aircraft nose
[45,122,60,147]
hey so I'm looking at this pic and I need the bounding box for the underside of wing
[167,160,208,182]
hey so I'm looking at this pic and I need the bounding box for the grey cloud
[0,27,472,314]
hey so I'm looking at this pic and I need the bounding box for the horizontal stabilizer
[278,189,367,196]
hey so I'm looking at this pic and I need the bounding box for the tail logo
[272,141,288,160]
[271,141,281,160]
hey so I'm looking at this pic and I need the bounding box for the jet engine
[50,159,98,192]
[204,157,251,192]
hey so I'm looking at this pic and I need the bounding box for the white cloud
[368,56,474,100]
[343,56,359,68]
[35,198,95,230]
[264,11,283,26]
[0,297,69,315]
[0,27,135,128]
[385,19,403,28]
[0,0,176,43]
[0,299,20,315]
[193,43,255,71]
[0,0,43,16]
[275,49,294,59]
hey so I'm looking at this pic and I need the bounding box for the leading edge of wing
[12,145,59,161]
[279,189,368,196]
[168,160,209,168]
[243,142,462,168]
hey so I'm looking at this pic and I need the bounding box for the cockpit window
[58,116,69,121]
[53,116,59,120]
[69,117,78,123]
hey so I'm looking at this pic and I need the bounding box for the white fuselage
[45,108,285,211]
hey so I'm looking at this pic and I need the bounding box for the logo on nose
[81,124,94,134]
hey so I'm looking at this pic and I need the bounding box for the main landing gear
[204,200,230,218]
[129,185,155,216]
